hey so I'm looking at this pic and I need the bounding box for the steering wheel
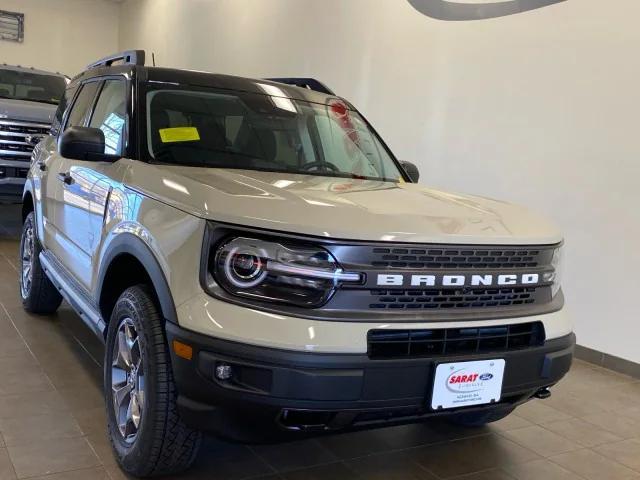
[301,161,341,172]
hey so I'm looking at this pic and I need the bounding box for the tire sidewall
[105,288,162,473]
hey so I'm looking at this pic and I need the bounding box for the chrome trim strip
[0,160,30,168]
[0,131,39,138]
[0,139,30,146]
[0,178,26,185]
[0,119,51,129]
[267,261,362,282]
[0,149,31,157]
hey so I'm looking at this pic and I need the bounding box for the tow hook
[534,387,552,400]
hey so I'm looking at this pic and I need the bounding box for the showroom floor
[0,205,639,480]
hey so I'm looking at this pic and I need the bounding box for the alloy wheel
[111,317,145,443]
[20,224,34,299]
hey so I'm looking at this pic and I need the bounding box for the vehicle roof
[0,63,67,78]
[75,64,347,106]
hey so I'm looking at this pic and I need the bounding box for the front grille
[0,119,50,160]
[369,246,547,269]
[369,287,540,310]
[368,322,544,359]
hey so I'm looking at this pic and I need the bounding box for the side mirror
[400,161,420,183]
[58,126,115,161]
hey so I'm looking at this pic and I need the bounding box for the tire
[448,405,516,427]
[104,285,202,477]
[19,211,62,314]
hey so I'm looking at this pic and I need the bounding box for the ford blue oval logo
[479,373,493,381]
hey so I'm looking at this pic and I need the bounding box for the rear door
[36,82,78,246]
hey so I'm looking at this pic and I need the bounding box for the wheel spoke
[130,392,142,428]
[117,330,133,368]
[112,381,133,414]
[124,322,136,342]
[136,375,145,406]
[130,337,141,368]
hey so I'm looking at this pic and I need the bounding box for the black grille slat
[368,322,544,359]
[369,287,537,310]
[367,246,550,270]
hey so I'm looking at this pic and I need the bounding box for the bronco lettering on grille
[376,273,540,287]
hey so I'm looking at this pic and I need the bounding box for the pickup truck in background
[0,64,66,203]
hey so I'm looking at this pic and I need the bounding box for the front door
[44,81,101,287]
[81,79,128,283]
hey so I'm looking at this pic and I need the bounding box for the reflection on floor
[0,204,639,480]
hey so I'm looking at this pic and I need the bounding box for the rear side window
[51,84,79,136]
[89,80,127,156]
[64,81,100,131]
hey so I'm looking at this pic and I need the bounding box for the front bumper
[166,322,575,440]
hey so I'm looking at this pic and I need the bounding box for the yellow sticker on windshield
[159,127,200,143]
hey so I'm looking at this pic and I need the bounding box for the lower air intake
[367,322,545,359]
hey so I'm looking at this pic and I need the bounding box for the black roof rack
[87,50,145,70]
[266,77,335,95]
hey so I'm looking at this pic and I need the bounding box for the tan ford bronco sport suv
[20,51,573,477]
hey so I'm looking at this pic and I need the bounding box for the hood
[123,162,562,245]
[0,98,56,124]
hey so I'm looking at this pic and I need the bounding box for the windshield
[0,69,66,105]
[144,86,404,182]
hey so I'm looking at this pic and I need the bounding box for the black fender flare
[96,233,178,324]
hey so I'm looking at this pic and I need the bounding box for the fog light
[215,363,233,380]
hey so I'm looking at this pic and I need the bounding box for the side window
[51,84,79,136]
[88,80,127,156]
[64,81,100,132]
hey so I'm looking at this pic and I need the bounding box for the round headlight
[222,245,268,288]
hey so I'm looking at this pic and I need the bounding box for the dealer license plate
[431,359,505,410]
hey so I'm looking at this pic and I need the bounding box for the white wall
[1,0,119,76]
[119,0,640,363]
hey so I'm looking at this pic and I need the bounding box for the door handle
[57,172,74,185]
[37,160,46,171]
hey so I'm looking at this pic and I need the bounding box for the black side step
[39,250,106,340]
